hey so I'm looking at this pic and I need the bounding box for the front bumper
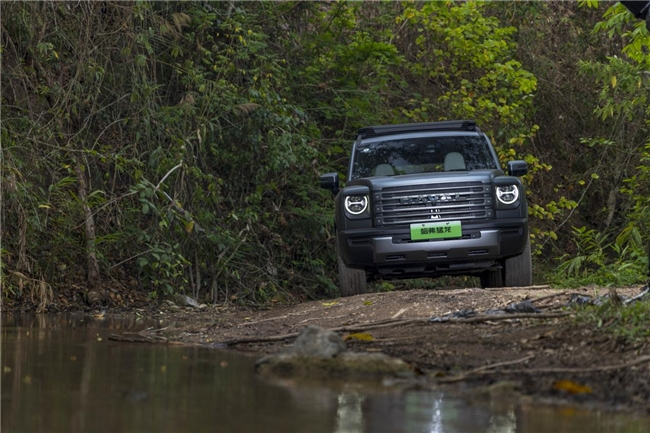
[338,219,528,274]
[372,230,501,262]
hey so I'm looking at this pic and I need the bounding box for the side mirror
[507,160,528,177]
[319,172,339,195]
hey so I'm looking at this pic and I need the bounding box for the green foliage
[399,2,537,131]
[395,2,574,251]
[553,226,647,287]
[137,240,190,298]
[6,0,644,309]
[373,281,396,293]
[552,1,650,290]
[574,297,650,343]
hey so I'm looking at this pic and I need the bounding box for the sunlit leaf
[553,380,592,394]
[344,333,374,341]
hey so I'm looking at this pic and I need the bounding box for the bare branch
[155,162,183,191]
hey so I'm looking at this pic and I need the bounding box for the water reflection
[1,314,648,433]
[329,389,514,433]
[1,312,164,330]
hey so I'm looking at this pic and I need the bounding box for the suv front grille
[374,181,493,226]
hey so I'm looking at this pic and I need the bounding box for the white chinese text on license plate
[410,221,462,241]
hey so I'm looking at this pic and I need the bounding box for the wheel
[503,236,532,287]
[480,237,532,288]
[480,267,503,288]
[337,237,367,297]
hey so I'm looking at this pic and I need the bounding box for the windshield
[350,135,498,179]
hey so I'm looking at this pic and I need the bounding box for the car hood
[347,170,505,190]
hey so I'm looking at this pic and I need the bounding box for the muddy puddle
[1,313,648,433]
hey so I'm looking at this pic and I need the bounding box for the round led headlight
[344,195,368,215]
[496,185,519,205]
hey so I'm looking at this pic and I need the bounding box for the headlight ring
[496,185,519,205]
[344,195,368,215]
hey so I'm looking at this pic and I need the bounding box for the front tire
[480,268,503,288]
[480,236,532,288]
[337,238,367,297]
[503,236,532,287]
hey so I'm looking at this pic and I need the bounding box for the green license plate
[410,220,462,241]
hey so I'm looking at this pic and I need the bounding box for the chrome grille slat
[382,209,484,219]
[386,214,487,225]
[380,201,486,214]
[375,181,492,226]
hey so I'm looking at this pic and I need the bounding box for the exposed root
[4,270,53,312]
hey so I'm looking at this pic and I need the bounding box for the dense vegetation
[1,1,648,310]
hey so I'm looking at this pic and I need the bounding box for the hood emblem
[399,194,459,205]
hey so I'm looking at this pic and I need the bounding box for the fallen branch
[337,318,423,332]
[220,333,298,346]
[437,355,650,382]
[432,311,572,324]
[108,327,170,344]
[529,291,568,304]
[298,314,351,324]
[504,355,650,374]
[221,318,421,346]
[240,311,366,327]
[437,355,535,383]
[239,314,291,327]
[374,335,424,343]
[109,333,168,344]
[225,312,570,346]
[391,307,409,319]
[484,284,551,291]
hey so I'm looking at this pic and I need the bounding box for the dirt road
[124,285,650,415]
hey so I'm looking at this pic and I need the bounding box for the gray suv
[320,120,532,296]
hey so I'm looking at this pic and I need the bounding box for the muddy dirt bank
[99,285,650,415]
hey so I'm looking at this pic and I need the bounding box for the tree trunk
[74,155,100,287]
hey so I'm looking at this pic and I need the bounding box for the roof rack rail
[357,120,478,139]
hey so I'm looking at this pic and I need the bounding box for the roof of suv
[357,120,479,139]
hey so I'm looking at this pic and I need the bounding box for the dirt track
[130,285,650,415]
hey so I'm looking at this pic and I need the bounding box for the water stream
[1,313,648,433]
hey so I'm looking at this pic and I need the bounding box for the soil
[107,284,650,415]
